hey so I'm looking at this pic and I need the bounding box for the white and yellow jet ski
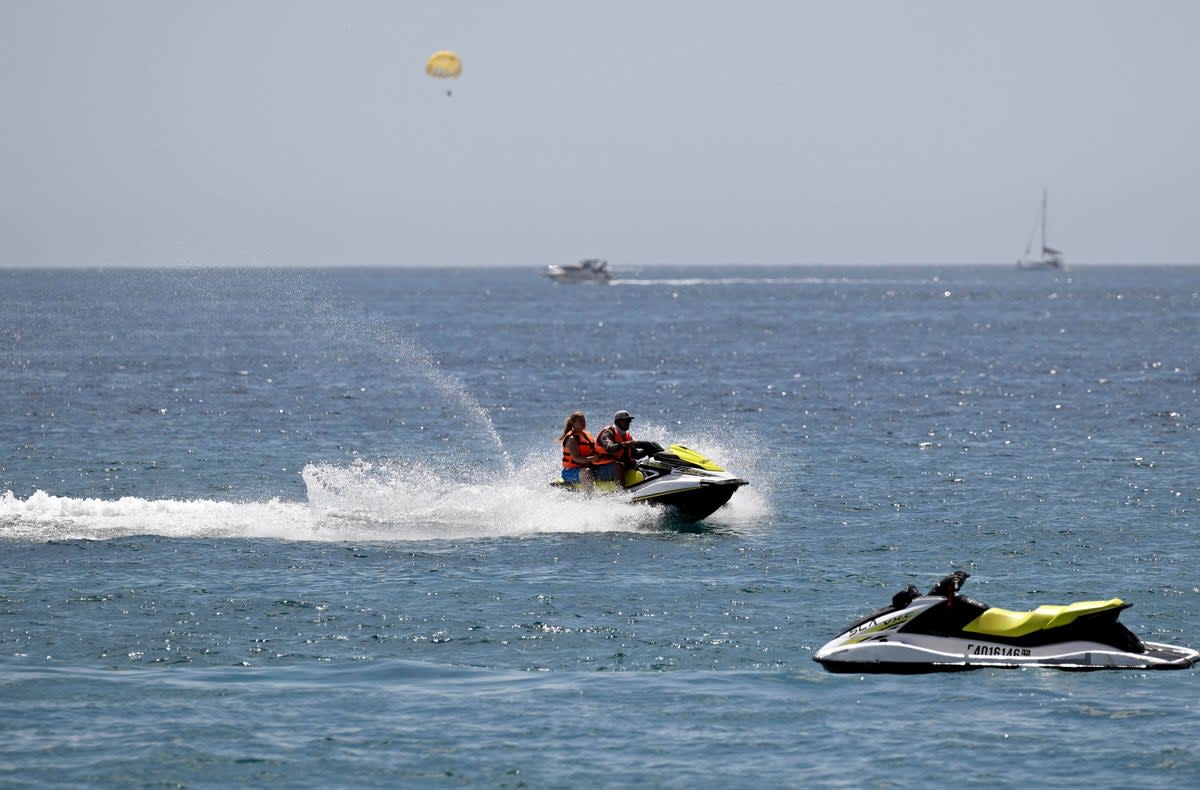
[814,571,1199,672]
[552,442,747,523]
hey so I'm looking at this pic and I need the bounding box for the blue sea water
[1,265,1198,788]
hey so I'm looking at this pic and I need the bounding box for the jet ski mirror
[891,585,920,610]
[929,571,970,598]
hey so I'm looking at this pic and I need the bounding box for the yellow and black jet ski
[814,571,1199,672]
[552,442,747,523]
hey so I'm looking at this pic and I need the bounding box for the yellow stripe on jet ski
[963,599,1125,638]
[668,445,725,472]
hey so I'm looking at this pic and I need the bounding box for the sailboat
[1017,189,1064,270]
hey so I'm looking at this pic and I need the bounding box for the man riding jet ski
[814,571,1199,672]
[553,441,748,523]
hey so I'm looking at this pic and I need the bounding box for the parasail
[425,50,461,96]
[425,50,462,85]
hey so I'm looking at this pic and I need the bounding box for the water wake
[616,276,848,287]
[613,275,930,288]
[300,457,662,540]
[0,456,663,543]
[0,490,313,543]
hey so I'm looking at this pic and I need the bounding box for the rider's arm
[596,428,619,453]
[565,435,596,465]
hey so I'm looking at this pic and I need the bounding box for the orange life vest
[562,430,614,468]
[596,425,634,462]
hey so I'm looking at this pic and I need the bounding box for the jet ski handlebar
[890,571,972,610]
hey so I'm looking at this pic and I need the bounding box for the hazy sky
[2,1,1198,267]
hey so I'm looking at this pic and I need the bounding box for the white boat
[1017,189,1064,270]
[542,258,612,284]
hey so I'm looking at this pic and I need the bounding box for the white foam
[0,462,662,543]
[299,456,662,540]
[0,489,315,542]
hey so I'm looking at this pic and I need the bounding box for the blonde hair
[558,412,585,444]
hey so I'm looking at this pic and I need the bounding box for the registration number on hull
[968,644,1032,658]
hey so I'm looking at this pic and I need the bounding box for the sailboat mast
[1018,188,1063,268]
[1041,188,1048,247]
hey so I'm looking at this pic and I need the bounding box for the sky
[2,1,1198,267]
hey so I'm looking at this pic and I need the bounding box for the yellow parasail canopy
[425,50,462,79]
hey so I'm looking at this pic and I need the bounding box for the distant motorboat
[1017,189,1064,270]
[542,258,613,284]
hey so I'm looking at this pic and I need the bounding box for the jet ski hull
[814,572,1200,673]
[554,477,746,524]
[628,479,744,523]
[815,636,1200,673]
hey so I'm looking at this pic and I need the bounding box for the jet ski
[552,442,747,523]
[814,571,1199,673]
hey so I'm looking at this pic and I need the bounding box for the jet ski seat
[963,599,1126,638]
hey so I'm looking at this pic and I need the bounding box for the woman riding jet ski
[553,441,748,523]
[814,571,1199,672]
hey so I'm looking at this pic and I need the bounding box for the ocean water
[1,265,1198,788]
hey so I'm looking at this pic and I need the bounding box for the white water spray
[287,274,514,475]
[344,318,513,475]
